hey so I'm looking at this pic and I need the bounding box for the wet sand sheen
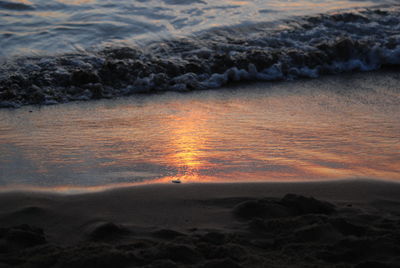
[0,70,400,192]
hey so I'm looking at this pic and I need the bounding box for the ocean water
[0,0,400,191]
[1,0,400,107]
[1,0,396,57]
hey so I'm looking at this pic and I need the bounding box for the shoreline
[1,67,400,110]
[1,176,400,195]
[1,179,400,267]
[1,177,400,195]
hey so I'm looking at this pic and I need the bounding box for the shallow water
[0,71,399,192]
[1,0,394,57]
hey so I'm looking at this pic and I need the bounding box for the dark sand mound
[0,180,400,267]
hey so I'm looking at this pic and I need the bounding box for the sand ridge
[0,179,400,267]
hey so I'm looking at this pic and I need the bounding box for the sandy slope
[1,179,400,267]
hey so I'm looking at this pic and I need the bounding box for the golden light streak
[164,108,213,183]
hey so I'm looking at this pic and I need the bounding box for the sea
[0,0,399,192]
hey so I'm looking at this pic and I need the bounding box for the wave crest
[1,7,400,108]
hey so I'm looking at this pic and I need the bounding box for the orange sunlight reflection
[165,109,212,183]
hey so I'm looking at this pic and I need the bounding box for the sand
[1,179,400,268]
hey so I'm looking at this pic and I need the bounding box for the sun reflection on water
[165,109,211,183]
[0,72,399,192]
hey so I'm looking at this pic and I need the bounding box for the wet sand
[1,179,400,267]
[1,70,400,189]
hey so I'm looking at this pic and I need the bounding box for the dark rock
[281,194,336,215]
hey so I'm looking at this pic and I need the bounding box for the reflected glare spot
[166,109,210,182]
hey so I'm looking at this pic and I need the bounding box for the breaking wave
[1,6,400,108]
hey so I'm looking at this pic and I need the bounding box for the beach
[1,57,399,268]
[1,179,400,267]
[1,1,400,267]
[1,66,399,268]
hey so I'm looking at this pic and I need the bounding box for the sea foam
[1,7,400,108]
